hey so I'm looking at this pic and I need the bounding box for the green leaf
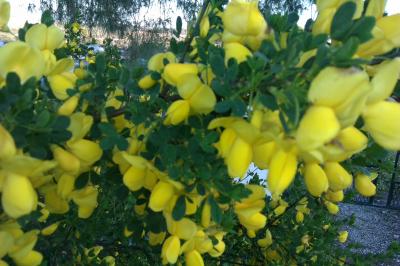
[215,100,231,113]
[172,195,186,221]
[259,93,278,110]
[330,2,356,40]
[334,37,359,62]
[96,54,107,73]
[6,72,21,90]
[36,110,51,128]
[209,197,222,224]
[41,10,55,26]
[351,16,376,43]
[209,47,225,77]
[175,16,182,37]
[231,99,247,116]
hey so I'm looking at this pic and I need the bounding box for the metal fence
[351,152,400,210]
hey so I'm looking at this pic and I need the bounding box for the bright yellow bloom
[67,112,93,141]
[268,148,298,197]
[308,66,371,127]
[0,230,13,258]
[67,139,103,166]
[57,174,75,199]
[201,202,211,228]
[8,230,39,260]
[163,63,198,86]
[304,163,329,197]
[44,187,69,214]
[367,58,400,105]
[0,42,45,83]
[25,24,65,52]
[2,173,37,218]
[123,165,147,191]
[338,231,348,243]
[185,250,204,266]
[362,101,400,150]
[47,58,77,100]
[324,200,339,215]
[325,190,344,202]
[296,106,340,151]
[164,100,190,125]
[161,235,180,264]
[13,250,43,266]
[221,0,267,36]
[149,181,175,212]
[0,124,16,160]
[51,145,80,174]
[0,0,10,30]
[365,0,386,19]
[224,42,252,64]
[257,229,273,248]
[252,140,276,169]
[324,162,353,191]
[358,14,400,57]
[355,173,377,197]
[71,186,99,218]
[41,222,60,236]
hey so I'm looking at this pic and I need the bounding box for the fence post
[387,151,400,208]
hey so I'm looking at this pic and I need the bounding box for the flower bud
[13,250,43,266]
[164,100,190,126]
[41,222,60,236]
[2,173,37,218]
[338,231,348,243]
[325,190,344,202]
[324,162,353,191]
[296,106,340,151]
[225,136,253,178]
[149,181,175,212]
[304,163,329,197]
[324,201,339,215]
[362,101,400,150]
[355,173,377,197]
[185,250,204,266]
[201,202,211,228]
[296,211,304,223]
[148,52,176,72]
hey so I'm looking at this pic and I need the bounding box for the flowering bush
[0,0,400,265]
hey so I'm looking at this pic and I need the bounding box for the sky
[7,1,400,30]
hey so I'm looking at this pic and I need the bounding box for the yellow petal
[185,250,204,266]
[13,250,42,266]
[138,74,157,90]
[252,140,276,169]
[0,0,10,29]
[8,230,39,260]
[67,139,103,166]
[0,231,14,258]
[296,106,340,151]
[325,190,344,202]
[2,173,37,218]
[362,101,400,150]
[57,174,75,199]
[367,58,400,104]
[161,235,180,264]
[47,72,77,100]
[71,186,98,218]
[226,137,252,178]
[41,222,60,236]
[164,100,190,126]
[51,145,81,174]
[0,124,16,160]
[148,52,176,72]
[149,181,175,212]
[123,166,146,191]
[26,24,64,51]
[224,42,252,64]
[175,218,197,240]
[44,187,69,214]
[355,174,376,197]
[304,163,329,197]
[162,63,198,86]
[189,84,216,114]
[365,0,386,19]
[58,95,79,116]
[0,42,45,82]
[268,149,298,196]
[324,162,353,191]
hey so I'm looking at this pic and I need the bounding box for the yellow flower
[0,230,13,258]
[0,0,10,30]
[0,124,16,160]
[164,100,190,126]
[296,211,304,223]
[268,148,298,197]
[2,173,37,218]
[324,162,353,191]
[252,140,276,169]
[296,106,340,151]
[221,0,267,36]
[8,230,39,260]
[367,58,400,105]
[148,231,166,246]
[67,112,93,141]
[58,95,79,116]
[365,0,386,19]
[201,202,211,228]
[224,42,252,64]
[338,231,348,243]
[304,163,329,197]
[57,174,75,199]
[138,74,157,90]
[163,63,198,86]
[200,15,210,38]
[362,101,400,150]
[123,165,146,191]
[257,229,273,248]
[71,186,99,218]
[355,173,377,197]
[324,200,339,215]
[308,66,370,127]
[161,235,180,264]
[44,186,69,214]
[185,250,204,266]
[13,250,43,266]
[0,42,45,83]
[25,24,65,52]
[149,181,175,212]
[357,14,400,57]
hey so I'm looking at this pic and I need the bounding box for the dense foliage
[1,0,400,265]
